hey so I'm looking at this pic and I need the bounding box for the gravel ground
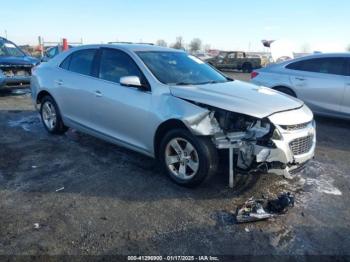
[0,73,349,258]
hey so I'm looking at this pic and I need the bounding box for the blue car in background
[0,37,39,89]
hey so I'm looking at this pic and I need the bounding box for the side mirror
[120,76,143,88]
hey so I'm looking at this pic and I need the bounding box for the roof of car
[297,52,350,59]
[270,52,350,68]
[71,43,183,53]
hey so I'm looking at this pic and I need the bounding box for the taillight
[251,71,259,79]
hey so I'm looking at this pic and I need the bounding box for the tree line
[156,37,210,53]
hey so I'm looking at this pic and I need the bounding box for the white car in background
[251,53,350,119]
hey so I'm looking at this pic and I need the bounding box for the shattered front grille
[289,135,313,155]
[281,122,310,131]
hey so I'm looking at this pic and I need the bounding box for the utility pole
[38,36,44,58]
[4,30,7,39]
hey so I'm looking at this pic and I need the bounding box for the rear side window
[60,49,97,76]
[345,58,350,76]
[286,57,346,76]
[98,49,143,83]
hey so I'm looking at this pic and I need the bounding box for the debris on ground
[33,223,40,229]
[235,192,295,223]
[236,198,274,223]
[55,187,65,192]
[266,192,294,213]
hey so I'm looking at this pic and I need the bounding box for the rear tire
[242,63,252,73]
[40,95,68,134]
[159,129,218,187]
[274,87,297,97]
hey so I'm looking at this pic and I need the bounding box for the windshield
[137,51,230,85]
[0,42,25,57]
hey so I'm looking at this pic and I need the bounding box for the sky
[1,0,349,52]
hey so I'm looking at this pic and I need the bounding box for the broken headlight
[272,127,282,140]
[214,109,258,133]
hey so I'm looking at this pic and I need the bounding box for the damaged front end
[183,103,316,187]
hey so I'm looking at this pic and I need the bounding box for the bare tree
[156,39,167,47]
[203,44,211,52]
[171,36,184,50]
[189,38,202,53]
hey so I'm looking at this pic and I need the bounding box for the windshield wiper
[171,79,232,86]
[195,80,227,85]
[172,82,194,86]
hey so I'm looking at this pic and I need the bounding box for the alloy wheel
[165,137,199,180]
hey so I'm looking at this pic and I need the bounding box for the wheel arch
[271,85,297,97]
[153,119,190,159]
[36,89,53,104]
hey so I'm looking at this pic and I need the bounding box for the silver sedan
[251,53,350,119]
[31,44,316,187]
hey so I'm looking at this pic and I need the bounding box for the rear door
[287,57,347,115]
[54,48,99,127]
[90,48,152,151]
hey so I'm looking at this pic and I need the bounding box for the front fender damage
[183,111,222,136]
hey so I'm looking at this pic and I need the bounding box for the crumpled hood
[170,80,303,119]
[0,56,39,66]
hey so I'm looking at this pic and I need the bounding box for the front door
[90,48,152,151]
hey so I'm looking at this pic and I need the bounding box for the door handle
[295,77,306,81]
[95,90,102,97]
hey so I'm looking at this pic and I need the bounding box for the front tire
[40,95,68,134]
[274,87,297,97]
[159,129,218,187]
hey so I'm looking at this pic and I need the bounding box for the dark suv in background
[0,37,39,89]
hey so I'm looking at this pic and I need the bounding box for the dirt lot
[0,72,350,258]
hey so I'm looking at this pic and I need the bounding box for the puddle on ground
[303,177,342,195]
[8,114,41,132]
[274,160,342,197]
[298,160,342,196]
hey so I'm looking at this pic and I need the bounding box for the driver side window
[99,49,143,84]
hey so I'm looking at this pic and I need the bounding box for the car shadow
[0,110,263,202]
